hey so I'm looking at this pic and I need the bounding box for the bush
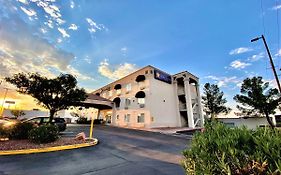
[94,119,104,124]
[28,124,59,144]
[182,121,281,174]
[10,122,35,139]
[76,117,91,124]
[0,126,11,138]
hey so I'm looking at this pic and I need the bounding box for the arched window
[113,97,121,108]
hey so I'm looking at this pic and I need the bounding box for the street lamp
[251,35,281,93]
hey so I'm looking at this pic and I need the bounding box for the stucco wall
[218,117,276,130]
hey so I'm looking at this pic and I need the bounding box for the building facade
[93,65,204,128]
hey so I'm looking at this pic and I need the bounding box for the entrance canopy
[73,94,113,110]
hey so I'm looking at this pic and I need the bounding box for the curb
[0,138,98,156]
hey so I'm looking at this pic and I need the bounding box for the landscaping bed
[0,137,87,151]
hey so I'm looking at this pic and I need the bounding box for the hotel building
[93,65,204,128]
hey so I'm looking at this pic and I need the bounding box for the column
[111,103,116,126]
[184,78,195,128]
[196,83,204,127]
[173,80,181,127]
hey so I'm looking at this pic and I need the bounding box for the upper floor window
[126,83,131,92]
[124,114,130,122]
[125,98,131,107]
[137,113,145,123]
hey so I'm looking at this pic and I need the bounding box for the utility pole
[251,35,281,93]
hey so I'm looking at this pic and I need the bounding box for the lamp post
[251,35,281,93]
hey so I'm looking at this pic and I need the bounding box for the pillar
[173,80,181,127]
[196,83,204,127]
[184,78,195,128]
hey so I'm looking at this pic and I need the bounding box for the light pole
[251,35,281,93]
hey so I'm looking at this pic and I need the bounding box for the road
[0,124,191,175]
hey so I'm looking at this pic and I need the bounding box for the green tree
[234,76,280,128]
[5,73,87,122]
[10,110,25,119]
[202,83,231,119]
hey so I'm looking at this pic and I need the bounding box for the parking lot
[0,124,191,175]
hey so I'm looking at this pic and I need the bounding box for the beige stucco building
[93,65,204,128]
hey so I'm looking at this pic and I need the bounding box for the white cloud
[275,49,281,57]
[65,65,93,81]
[57,38,62,43]
[230,60,251,69]
[205,75,240,88]
[272,5,281,10]
[98,59,137,80]
[44,20,54,28]
[86,18,107,34]
[84,56,92,64]
[121,47,127,52]
[70,1,75,8]
[68,24,78,30]
[20,7,36,16]
[229,47,253,55]
[247,52,264,62]
[18,0,28,5]
[29,0,65,25]
[40,28,47,34]
[88,28,96,33]
[0,16,74,78]
[58,28,70,38]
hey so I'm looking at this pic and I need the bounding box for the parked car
[0,118,18,128]
[23,116,66,132]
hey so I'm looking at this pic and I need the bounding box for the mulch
[0,138,86,151]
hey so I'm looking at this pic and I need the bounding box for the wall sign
[154,69,172,84]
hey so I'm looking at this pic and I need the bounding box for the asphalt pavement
[0,124,191,175]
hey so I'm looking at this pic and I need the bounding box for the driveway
[0,124,191,175]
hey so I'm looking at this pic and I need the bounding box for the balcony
[179,103,187,111]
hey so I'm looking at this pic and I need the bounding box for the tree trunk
[265,112,275,129]
[49,109,56,123]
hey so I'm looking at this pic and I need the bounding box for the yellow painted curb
[0,138,98,156]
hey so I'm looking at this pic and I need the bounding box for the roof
[93,65,198,93]
[72,94,113,110]
[86,94,112,102]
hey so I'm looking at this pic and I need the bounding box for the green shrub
[10,122,35,139]
[182,121,281,174]
[76,117,91,124]
[28,124,59,144]
[0,126,11,138]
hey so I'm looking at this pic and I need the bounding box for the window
[145,70,148,74]
[126,83,131,92]
[137,113,145,123]
[137,98,145,104]
[125,98,131,107]
[116,115,119,120]
[124,114,130,122]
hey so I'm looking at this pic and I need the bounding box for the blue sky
[0,0,280,109]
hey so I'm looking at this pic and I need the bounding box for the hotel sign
[154,69,172,84]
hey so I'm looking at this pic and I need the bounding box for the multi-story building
[93,65,204,128]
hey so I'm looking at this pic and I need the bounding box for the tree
[10,110,25,119]
[202,83,231,119]
[234,76,280,128]
[5,73,87,122]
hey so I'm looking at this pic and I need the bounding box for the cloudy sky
[0,0,280,110]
